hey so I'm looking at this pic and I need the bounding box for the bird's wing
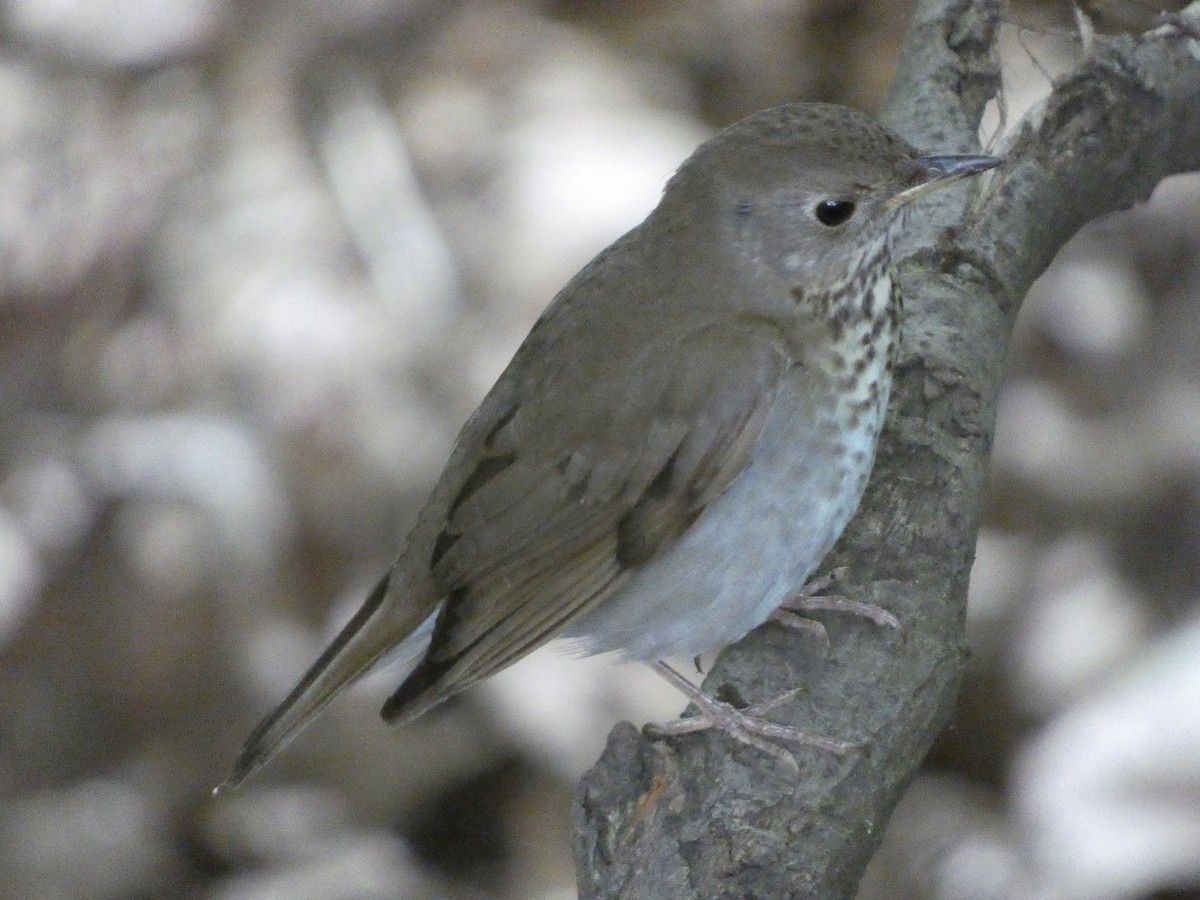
[382,315,796,721]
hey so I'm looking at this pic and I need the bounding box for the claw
[774,566,902,635]
[645,662,858,770]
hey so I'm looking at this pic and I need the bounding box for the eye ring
[815,199,856,227]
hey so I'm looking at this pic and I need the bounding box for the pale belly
[564,366,889,662]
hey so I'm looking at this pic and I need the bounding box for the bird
[223,102,999,788]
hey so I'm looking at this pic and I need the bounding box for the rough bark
[572,2,1200,897]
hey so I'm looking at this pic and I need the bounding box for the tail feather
[220,569,436,791]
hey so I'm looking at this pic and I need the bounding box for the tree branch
[572,2,1200,897]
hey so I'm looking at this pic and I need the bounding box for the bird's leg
[772,566,902,647]
[646,570,898,766]
[645,661,857,771]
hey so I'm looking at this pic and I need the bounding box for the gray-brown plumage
[225,103,998,787]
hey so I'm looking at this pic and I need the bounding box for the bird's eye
[815,199,856,227]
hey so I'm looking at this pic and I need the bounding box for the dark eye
[815,199,856,227]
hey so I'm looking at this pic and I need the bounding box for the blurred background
[1,1,1198,898]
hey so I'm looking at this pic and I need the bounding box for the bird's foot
[771,566,902,648]
[645,661,857,772]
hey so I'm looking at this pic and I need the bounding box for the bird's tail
[219,568,437,791]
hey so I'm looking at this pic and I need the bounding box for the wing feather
[383,317,796,721]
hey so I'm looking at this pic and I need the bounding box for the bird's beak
[884,154,1001,210]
